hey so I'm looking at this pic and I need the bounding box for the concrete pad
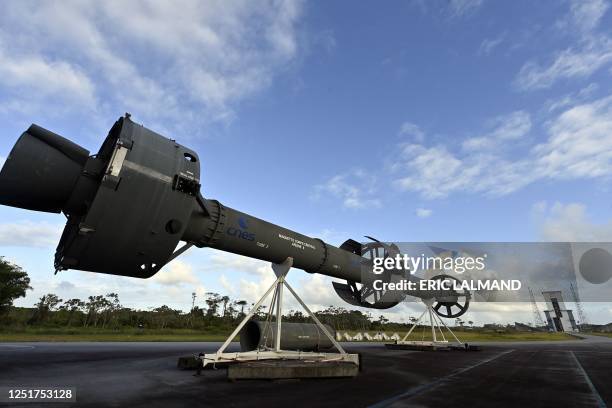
[227,360,359,380]
[385,342,452,351]
[385,342,482,352]
[177,355,200,369]
[2,337,611,406]
[449,344,483,351]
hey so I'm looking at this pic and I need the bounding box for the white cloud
[410,0,484,19]
[313,169,381,209]
[544,83,599,113]
[0,0,304,130]
[311,29,337,54]
[0,221,63,248]
[0,46,96,115]
[392,96,612,199]
[415,208,433,218]
[516,0,612,91]
[489,110,532,140]
[478,34,504,56]
[297,274,340,310]
[534,94,612,180]
[447,0,484,18]
[394,144,467,199]
[153,259,199,286]
[56,281,76,291]
[238,265,277,304]
[535,202,612,241]
[219,274,236,296]
[393,139,532,199]
[462,110,531,151]
[565,0,610,33]
[0,156,5,169]
[515,37,612,91]
[204,252,268,276]
[398,121,425,142]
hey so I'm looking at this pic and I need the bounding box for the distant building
[542,290,578,332]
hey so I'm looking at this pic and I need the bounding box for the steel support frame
[201,257,359,368]
[394,299,464,347]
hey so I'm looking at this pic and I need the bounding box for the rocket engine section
[0,117,198,278]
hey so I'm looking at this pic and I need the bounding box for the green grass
[0,327,235,342]
[0,327,579,343]
[342,330,577,342]
[587,332,612,338]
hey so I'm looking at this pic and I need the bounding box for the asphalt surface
[1,335,611,407]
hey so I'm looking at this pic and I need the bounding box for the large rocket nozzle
[0,125,89,213]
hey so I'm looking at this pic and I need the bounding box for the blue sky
[1,0,611,324]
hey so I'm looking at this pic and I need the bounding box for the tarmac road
[0,335,610,407]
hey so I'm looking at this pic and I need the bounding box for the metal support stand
[201,257,359,368]
[391,298,464,349]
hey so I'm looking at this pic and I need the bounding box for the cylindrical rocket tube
[240,320,336,352]
[182,199,363,282]
[182,199,466,311]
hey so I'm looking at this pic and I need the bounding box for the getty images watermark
[370,252,522,292]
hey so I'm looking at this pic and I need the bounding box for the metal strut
[395,298,464,348]
[201,257,359,368]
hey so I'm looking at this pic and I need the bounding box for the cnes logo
[227,216,255,241]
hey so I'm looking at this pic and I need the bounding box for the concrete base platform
[227,360,359,380]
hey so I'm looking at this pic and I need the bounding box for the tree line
[1,257,477,332]
[3,291,409,332]
[0,257,406,331]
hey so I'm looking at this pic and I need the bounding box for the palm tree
[205,292,221,317]
[235,300,248,316]
[221,296,230,317]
